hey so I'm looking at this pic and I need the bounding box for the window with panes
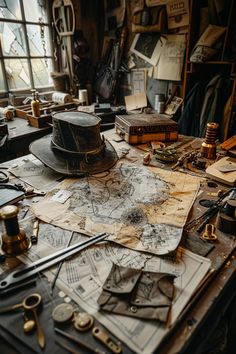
[0,0,54,95]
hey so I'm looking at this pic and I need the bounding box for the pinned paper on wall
[154,34,186,81]
[130,33,167,66]
[166,0,189,29]
[131,69,147,95]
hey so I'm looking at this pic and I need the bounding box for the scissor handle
[23,293,42,311]
[52,0,75,37]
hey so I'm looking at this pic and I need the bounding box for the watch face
[52,303,74,323]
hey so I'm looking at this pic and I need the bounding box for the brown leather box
[115,113,178,144]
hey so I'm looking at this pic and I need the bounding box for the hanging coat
[178,81,205,137]
[199,74,231,137]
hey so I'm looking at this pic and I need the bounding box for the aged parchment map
[19,225,211,354]
[32,162,201,255]
[0,138,210,353]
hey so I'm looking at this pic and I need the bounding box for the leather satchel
[97,263,175,322]
[94,27,128,101]
[94,64,118,100]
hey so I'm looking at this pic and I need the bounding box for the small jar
[154,94,165,114]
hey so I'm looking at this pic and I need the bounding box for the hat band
[51,136,106,162]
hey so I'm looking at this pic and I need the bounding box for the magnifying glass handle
[0,303,23,314]
[32,308,45,349]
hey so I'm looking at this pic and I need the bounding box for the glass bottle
[35,91,41,117]
[31,90,40,117]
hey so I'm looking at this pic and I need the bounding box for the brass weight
[0,205,30,255]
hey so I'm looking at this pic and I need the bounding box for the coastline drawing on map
[32,162,200,255]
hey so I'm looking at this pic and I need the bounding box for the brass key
[0,293,45,349]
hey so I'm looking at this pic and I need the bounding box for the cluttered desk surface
[0,117,52,163]
[0,127,236,354]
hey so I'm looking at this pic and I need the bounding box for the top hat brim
[29,135,118,176]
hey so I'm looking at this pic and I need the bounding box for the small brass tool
[0,205,30,255]
[73,312,94,332]
[201,223,217,241]
[92,326,122,354]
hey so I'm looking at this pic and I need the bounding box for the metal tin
[154,94,165,114]
[156,101,165,114]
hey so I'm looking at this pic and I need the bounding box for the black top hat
[29,111,118,176]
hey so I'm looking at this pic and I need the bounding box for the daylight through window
[0,0,53,94]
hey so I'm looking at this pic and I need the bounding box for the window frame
[0,0,55,98]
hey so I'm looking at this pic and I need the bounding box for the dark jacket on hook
[199,74,232,138]
[178,81,205,137]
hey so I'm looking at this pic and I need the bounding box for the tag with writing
[51,190,72,203]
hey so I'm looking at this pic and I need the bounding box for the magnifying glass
[22,293,45,348]
[23,293,42,310]
[22,293,42,334]
[0,292,45,348]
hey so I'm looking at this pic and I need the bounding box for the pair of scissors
[0,170,9,183]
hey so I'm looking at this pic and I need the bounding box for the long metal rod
[0,233,108,291]
[55,339,81,354]
[50,230,75,293]
[55,327,105,354]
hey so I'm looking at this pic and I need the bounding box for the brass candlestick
[0,205,30,255]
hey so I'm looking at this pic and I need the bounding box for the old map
[32,161,201,255]
[14,154,209,354]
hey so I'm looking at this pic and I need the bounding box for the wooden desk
[0,117,51,163]
[0,131,236,354]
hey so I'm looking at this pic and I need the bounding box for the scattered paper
[51,190,72,203]
[19,227,211,354]
[125,92,147,111]
[9,159,63,191]
[154,34,186,81]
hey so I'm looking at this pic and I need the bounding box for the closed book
[0,187,25,208]
[115,113,178,144]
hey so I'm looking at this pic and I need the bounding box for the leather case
[115,113,178,144]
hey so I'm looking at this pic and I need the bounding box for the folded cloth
[97,263,175,323]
